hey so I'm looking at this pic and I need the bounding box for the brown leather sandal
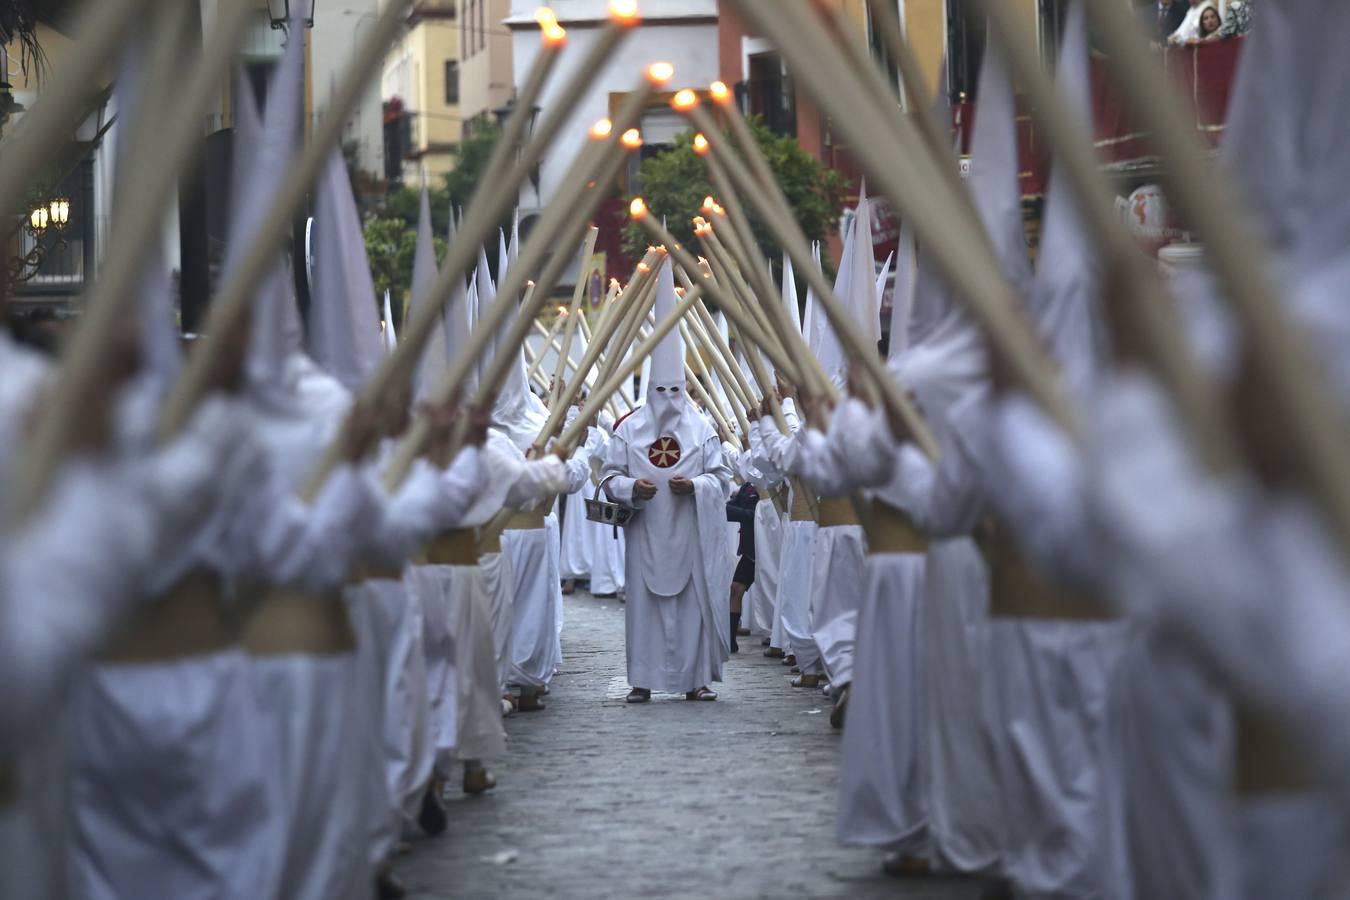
[626,687,651,703]
[517,690,546,712]
[790,673,823,689]
[685,686,718,701]
[462,764,497,795]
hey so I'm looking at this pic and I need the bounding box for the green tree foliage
[361,122,501,319]
[362,217,445,325]
[621,118,848,274]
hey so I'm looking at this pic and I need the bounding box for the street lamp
[268,0,317,30]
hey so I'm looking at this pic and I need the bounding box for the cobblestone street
[400,590,986,900]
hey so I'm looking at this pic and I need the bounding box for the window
[946,0,987,104]
[739,51,796,137]
[445,60,459,105]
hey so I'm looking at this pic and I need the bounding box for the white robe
[504,435,588,692]
[0,348,210,900]
[243,362,381,900]
[794,400,934,853]
[66,390,372,900]
[348,447,483,856]
[602,411,733,693]
[740,419,784,636]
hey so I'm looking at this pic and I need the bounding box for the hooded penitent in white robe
[601,259,734,693]
[792,188,879,691]
[761,400,822,674]
[0,337,246,900]
[737,418,784,636]
[557,406,601,582]
[792,397,933,857]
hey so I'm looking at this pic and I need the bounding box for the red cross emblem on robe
[647,436,682,469]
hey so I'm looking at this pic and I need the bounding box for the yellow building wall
[457,0,512,125]
[902,0,1039,102]
[411,18,461,177]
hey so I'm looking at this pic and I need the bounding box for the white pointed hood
[484,238,546,451]
[309,148,384,392]
[887,222,917,363]
[782,252,802,336]
[643,257,688,436]
[382,290,398,352]
[111,42,180,391]
[411,183,450,402]
[235,26,307,413]
[968,31,1031,295]
[1029,0,1108,393]
[814,187,878,387]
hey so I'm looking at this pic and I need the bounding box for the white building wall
[312,0,386,178]
[508,0,719,212]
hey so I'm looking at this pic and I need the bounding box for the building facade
[456,0,514,131]
[506,0,720,288]
[311,0,387,196]
[381,0,462,183]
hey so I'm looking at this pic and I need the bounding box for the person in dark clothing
[1142,0,1189,42]
[725,482,760,654]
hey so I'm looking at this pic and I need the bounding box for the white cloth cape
[602,407,733,691]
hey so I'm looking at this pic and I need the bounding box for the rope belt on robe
[242,586,356,655]
[789,482,818,523]
[817,497,861,529]
[503,507,549,531]
[864,500,929,555]
[423,529,480,567]
[977,520,1115,622]
[99,568,235,663]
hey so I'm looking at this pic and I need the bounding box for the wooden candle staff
[1083,0,1350,555]
[549,227,600,409]
[731,0,1075,443]
[299,10,643,498]
[384,113,653,488]
[679,102,943,459]
[970,0,1238,475]
[555,284,705,453]
[10,0,256,524]
[157,0,421,443]
[630,203,800,389]
[0,0,158,233]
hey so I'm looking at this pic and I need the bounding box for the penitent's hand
[633,479,658,501]
[668,476,695,496]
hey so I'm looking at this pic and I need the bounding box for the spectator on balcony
[1219,0,1253,37]
[1143,0,1189,43]
[1196,5,1224,40]
[1168,0,1220,44]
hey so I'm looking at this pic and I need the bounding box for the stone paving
[399,589,987,900]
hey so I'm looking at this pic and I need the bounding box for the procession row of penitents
[5,1,1350,898]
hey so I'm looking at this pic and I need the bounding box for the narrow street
[400,590,985,900]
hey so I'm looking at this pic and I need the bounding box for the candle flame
[709,80,732,104]
[638,263,651,273]
[608,0,639,25]
[672,89,699,111]
[702,196,716,211]
[535,8,567,44]
[621,128,642,148]
[675,286,685,296]
[646,61,675,85]
[692,133,709,154]
[590,118,613,138]
[629,197,648,219]
[712,203,725,216]
[557,305,568,316]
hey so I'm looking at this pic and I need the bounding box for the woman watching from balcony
[1167,0,1219,44]
[1196,5,1224,41]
